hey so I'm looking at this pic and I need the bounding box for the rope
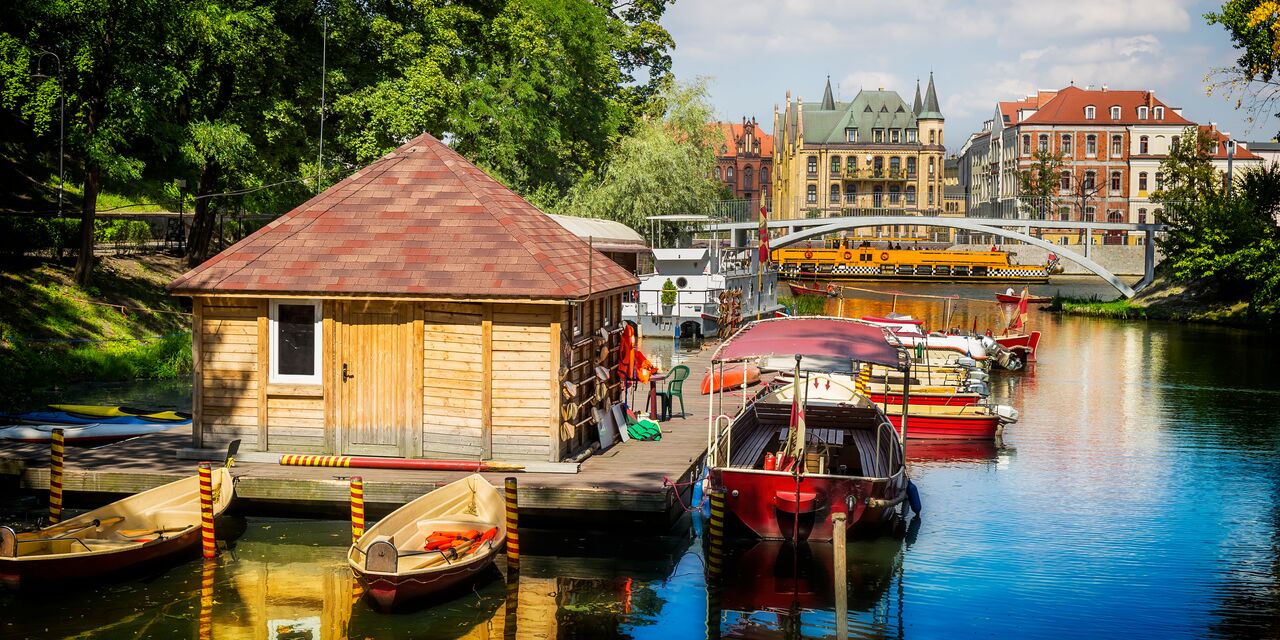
[832,283,999,305]
[662,475,707,513]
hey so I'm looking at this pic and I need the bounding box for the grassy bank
[779,295,828,316]
[0,254,192,404]
[1053,273,1272,327]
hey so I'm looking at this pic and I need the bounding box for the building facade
[958,85,1261,244]
[715,118,774,208]
[773,75,948,236]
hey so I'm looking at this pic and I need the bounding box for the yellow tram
[772,239,1058,283]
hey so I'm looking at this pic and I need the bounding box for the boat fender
[907,481,922,515]
[842,251,852,260]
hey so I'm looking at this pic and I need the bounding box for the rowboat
[47,405,192,422]
[707,317,912,542]
[349,474,506,611]
[0,465,233,588]
[994,331,1042,362]
[995,292,1052,304]
[0,422,188,446]
[885,404,1018,440]
[700,365,761,395]
[785,282,835,297]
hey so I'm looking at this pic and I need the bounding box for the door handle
[342,363,354,382]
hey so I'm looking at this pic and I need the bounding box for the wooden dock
[0,347,726,532]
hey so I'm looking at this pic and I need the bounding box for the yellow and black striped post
[855,364,870,399]
[349,476,365,545]
[198,558,215,640]
[706,489,726,583]
[504,477,520,574]
[280,454,353,467]
[198,462,216,559]
[48,427,65,524]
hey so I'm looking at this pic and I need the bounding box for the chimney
[1101,84,1108,92]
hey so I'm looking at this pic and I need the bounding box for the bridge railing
[711,196,967,224]
[963,196,1178,224]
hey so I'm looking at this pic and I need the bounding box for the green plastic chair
[657,365,690,419]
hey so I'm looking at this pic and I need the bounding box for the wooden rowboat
[348,474,506,611]
[0,466,233,588]
[785,282,835,297]
[700,365,762,395]
[995,293,1052,304]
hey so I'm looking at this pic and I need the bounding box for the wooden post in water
[504,477,520,574]
[349,476,365,544]
[48,428,64,524]
[832,511,849,640]
[199,462,216,559]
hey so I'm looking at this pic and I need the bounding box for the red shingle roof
[169,133,638,299]
[1202,125,1260,160]
[717,122,774,158]
[1020,86,1194,126]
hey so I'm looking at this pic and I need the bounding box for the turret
[917,72,945,148]
[821,76,835,110]
[912,79,922,116]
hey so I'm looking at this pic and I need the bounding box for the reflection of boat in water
[906,439,1000,463]
[713,538,905,640]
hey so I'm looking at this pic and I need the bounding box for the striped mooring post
[855,364,870,398]
[349,476,365,545]
[706,489,726,582]
[198,462,216,559]
[504,477,520,574]
[48,427,65,524]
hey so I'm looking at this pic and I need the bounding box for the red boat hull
[357,552,500,611]
[785,282,834,297]
[995,331,1041,362]
[996,294,1051,304]
[700,366,761,395]
[887,412,1000,440]
[869,391,980,406]
[0,528,201,588]
[710,468,901,542]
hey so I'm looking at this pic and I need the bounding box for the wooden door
[336,301,414,456]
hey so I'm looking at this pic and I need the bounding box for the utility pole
[1225,139,1236,199]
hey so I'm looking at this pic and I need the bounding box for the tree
[0,0,186,285]
[561,79,721,236]
[1017,149,1064,219]
[1206,1,1280,138]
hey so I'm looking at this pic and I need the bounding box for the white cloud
[1004,0,1192,37]
[840,71,903,94]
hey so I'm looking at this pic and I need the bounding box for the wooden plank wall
[557,293,623,460]
[198,297,265,450]
[491,304,555,461]
[422,303,486,459]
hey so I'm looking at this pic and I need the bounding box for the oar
[118,526,190,538]
[16,516,126,540]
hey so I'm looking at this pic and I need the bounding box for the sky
[663,0,1267,152]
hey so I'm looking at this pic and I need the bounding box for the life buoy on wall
[804,250,814,259]
[842,251,852,261]
[880,252,890,261]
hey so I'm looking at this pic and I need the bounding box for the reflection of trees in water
[1206,469,1280,640]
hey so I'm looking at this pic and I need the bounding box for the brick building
[715,118,774,208]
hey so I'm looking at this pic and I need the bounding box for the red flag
[758,204,770,265]
[1009,289,1029,332]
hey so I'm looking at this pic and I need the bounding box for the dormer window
[1153,106,1164,120]
[1137,106,1149,120]
[1110,106,1121,119]
[890,129,901,143]
[846,128,858,142]
[1085,105,1096,120]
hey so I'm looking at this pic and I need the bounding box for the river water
[2,279,1278,639]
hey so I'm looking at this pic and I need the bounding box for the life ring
[880,252,889,261]
[804,250,813,259]
[842,251,852,261]
[826,284,836,296]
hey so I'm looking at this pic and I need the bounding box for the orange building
[715,117,774,208]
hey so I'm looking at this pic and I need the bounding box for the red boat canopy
[712,317,909,372]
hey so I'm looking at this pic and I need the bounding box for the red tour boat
[707,317,914,542]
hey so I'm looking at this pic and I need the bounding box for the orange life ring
[842,251,852,261]
[880,252,889,261]
[804,250,813,259]
[826,284,836,295]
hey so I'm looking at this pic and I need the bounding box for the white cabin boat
[624,246,782,338]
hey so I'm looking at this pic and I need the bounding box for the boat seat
[848,429,885,477]
[150,508,199,531]
[365,535,398,573]
[730,422,774,468]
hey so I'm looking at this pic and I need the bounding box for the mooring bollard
[199,558,215,640]
[198,462,216,559]
[707,489,725,582]
[832,511,849,640]
[349,476,365,545]
[48,427,65,524]
[504,477,520,573]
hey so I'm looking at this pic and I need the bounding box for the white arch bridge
[708,215,1164,298]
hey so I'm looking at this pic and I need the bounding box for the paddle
[16,516,127,540]
[118,526,189,538]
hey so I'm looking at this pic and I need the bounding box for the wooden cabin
[169,133,637,462]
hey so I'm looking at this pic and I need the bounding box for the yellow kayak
[48,404,192,422]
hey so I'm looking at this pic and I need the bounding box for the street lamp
[1225,139,1237,198]
[31,51,64,217]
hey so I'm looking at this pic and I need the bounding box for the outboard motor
[994,404,1020,424]
[955,357,977,369]
[965,381,990,396]
[967,370,989,383]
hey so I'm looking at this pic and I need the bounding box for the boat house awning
[549,214,648,254]
[712,317,910,372]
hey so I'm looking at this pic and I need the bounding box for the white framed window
[1137,106,1149,120]
[572,302,584,336]
[1110,105,1121,119]
[1153,106,1164,120]
[604,296,614,328]
[269,299,322,385]
[1084,105,1096,120]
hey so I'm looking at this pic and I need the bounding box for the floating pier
[0,349,721,531]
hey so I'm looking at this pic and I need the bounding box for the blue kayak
[0,411,193,426]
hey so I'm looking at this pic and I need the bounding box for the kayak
[0,422,188,446]
[1,411,192,426]
[701,365,761,395]
[47,405,191,422]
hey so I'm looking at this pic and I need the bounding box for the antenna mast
[317,17,328,193]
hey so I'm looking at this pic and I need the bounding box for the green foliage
[780,295,827,316]
[1017,149,1064,218]
[561,79,721,234]
[660,278,677,307]
[0,333,191,406]
[1205,2,1280,139]
[1153,126,1280,313]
